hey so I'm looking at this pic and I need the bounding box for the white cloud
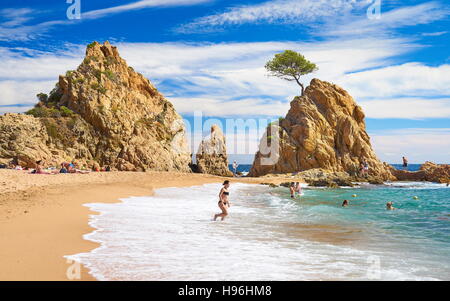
[172,97,289,117]
[0,46,81,80]
[177,0,366,33]
[323,2,449,37]
[0,105,33,115]
[0,8,34,27]
[83,0,212,19]
[421,31,448,37]
[360,98,450,119]
[177,0,448,36]
[0,38,449,120]
[0,0,212,41]
[0,8,45,41]
[339,63,450,99]
[0,80,56,106]
[115,37,416,105]
[370,128,450,163]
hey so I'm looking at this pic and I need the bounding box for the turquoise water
[229,163,423,173]
[264,182,450,279]
[69,182,450,281]
[274,183,450,244]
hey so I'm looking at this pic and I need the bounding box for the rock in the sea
[368,177,385,185]
[390,161,450,183]
[0,41,191,171]
[196,125,233,177]
[249,79,394,180]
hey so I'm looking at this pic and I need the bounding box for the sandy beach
[0,169,301,281]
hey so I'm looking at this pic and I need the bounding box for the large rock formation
[0,41,191,171]
[249,79,393,180]
[0,114,57,167]
[195,125,233,177]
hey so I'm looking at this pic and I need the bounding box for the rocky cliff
[195,125,233,177]
[249,79,393,180]
[0,41,191,171]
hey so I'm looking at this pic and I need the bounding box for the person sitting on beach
[35,160,43,174]
[66,161,77,173]
[342,200,349,207]
[8,157,19,169]
[32,160,49,174]
[214,180,231,221]
[60,163,68,174]
[386,201,396,210]
[92,164,100,172]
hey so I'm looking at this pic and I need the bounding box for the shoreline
[0,170,300,281]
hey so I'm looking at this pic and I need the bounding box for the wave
[66,183,449,281]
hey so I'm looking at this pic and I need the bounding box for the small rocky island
[250,79,394,181]
[249,79,448,185]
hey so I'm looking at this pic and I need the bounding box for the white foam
[384,181,450,189]
[66,183,445,281]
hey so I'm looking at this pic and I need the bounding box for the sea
[231,163,423,175]
[67,163,450,280]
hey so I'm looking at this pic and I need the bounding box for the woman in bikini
[214,180,231,221]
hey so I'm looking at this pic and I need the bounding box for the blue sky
[0,0,449,163]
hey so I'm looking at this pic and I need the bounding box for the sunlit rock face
[250,79,394,180]
[0,41,191,172]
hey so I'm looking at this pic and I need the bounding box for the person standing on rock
[214,180,231,221]
[402,156,408,170]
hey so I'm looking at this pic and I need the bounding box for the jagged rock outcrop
[195,125,233,177]
[249,79,394,180]
[0,41,191,171]
[0,114,57,167]
[390,162,450,183]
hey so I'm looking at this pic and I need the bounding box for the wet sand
[0,169,304,281]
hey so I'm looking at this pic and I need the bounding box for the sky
[0,0,449,163]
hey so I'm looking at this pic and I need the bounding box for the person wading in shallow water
[289,182,296,198]
[214,180,231,221]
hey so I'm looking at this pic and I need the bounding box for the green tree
[265,50,318,96]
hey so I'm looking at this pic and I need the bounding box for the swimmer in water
[214,180,231,221]
[386,201,396,210]
[342,200,349,207]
